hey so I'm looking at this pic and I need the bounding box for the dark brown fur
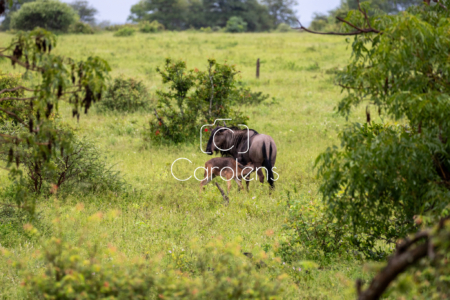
[205,126,277,188]
[200,157,254,193]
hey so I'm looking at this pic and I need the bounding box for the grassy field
[0,31,374,299]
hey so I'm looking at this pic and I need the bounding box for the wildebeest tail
[262,142,274,187]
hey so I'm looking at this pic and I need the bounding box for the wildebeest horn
[223,121,226,127]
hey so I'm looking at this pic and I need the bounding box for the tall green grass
[0,31,373,299]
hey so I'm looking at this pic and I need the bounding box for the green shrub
[281,194,355,264]
[69,21,94,34]
[29,134,126,196]
[104,24,122,31]
[0,122,126,196]
[147,58,249,144]
[149,59,198,144]
[0,73,28,123]
[97,76,152,113]
[0,204,42,248]
[200,26,213,33]
[11,0,78,32]
[0,28,109,210]
[237,87,270,106]
[276,23,292,32]
[282,189,392,261]
[225,16,247,33]
[309,18,328,31]
[9,216,286,299]
[113,27,135,37]
[139,20,164,33]
[105,24,139,32]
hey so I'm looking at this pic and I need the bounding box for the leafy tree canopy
[225,16,247,32]
[297,1,450,297]
[0,27,110,208]
[262,0,297,26]
[309,0,421,31]
[128,0,296,31]
[0,0,35,31]
[302,0,450,256]
[70,0,98,24]
[10,0,78,32]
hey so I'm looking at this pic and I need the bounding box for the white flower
[252,197,256,200]
[169,250,172,253]
[298,268,301,272]
[283,262,285,265]
[182,249,184,251]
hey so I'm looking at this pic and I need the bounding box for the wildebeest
[205,126,277,189]
[199,157,254,193]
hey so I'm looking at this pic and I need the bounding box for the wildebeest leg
[234,178,243,192]
[226,178,232,194]
[245,180,250,191]
[200,173,214,193]
[257,168,265,184]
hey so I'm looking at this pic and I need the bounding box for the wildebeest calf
[200,157,254,193]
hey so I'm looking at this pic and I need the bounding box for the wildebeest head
[205,126,233,155]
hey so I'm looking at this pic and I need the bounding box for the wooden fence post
[256,58,260,79]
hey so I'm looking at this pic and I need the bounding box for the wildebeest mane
[229,126,258,155]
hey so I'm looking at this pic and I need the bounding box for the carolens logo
[170,157,279,182]
[171,119,279,183]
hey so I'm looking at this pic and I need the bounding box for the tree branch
[295,0,381,37]
[0,85,37,95]
[0,107,26,124]
[294,19,365,36]
[0,53,43,72]
[357,217,450,300]
[0,96,36,102]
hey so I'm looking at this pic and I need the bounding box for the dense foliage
[113,27,135,36]
[128,0,297,31]
[0,28,109,208]
[225,16,248,33]
[69,0,98,24]
[10,0,78,32]
[97,76,152,113]
[139,20,164,33]
[276,23,292,32]
[309,0,421,31]
[282,194,355,264]
[301,0,450,297]
[262,0,297,26]
[148,58,265,144]
[0,0,34,30]
[0,73,27,122]
[69,21,94,34]
[6,215,286,299]
[1,122,125,197]
[316,0,450,244]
